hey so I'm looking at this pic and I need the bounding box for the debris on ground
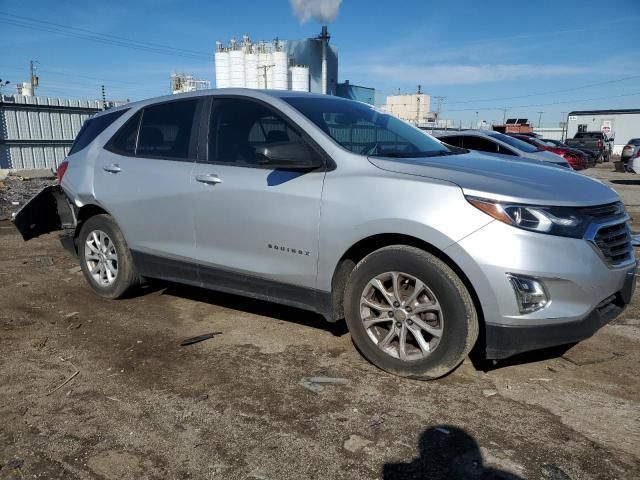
[35,256,55,267]
[0,175,54,220]
[299,376,349,393]
[541,463,571,480]
[368,414,385,429]
[343,434,373,453]
[180,332,223,346]
[482,389,498,397]
[3,459,24,470]
[434,427,451,435]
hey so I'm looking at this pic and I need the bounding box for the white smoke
[289,0,342,23]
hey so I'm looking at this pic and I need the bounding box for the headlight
[466,196,587,238]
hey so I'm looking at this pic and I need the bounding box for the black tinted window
[69,109,128,155]
[463,136,498,153]
[109,111,141,155]
[440,136,464,147]
[209,98,305,165]
[137,100,197,159]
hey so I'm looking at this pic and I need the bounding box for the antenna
[432,96,445,121]
[101,85,107,109]
[29,60,40,95]
[537,111,544,128]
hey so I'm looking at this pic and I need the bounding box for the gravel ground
[0,175,55,221]
[0,163,638,479]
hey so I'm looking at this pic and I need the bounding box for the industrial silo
[214,41,230,89]
[229,49,245,88]
[244,46,259,89]
[290,65,310,92]
[272,50,288,90]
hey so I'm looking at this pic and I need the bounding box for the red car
[509,134,588,171]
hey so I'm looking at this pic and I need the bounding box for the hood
[368,152,620,207]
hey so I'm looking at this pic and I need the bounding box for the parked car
[436,130,571,168]
[510,134,588,171]
[543,138,597,167]
[12,90,636,379]
[565,132,613,163]
[621,138,640,172]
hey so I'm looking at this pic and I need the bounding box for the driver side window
[208,98,305,166]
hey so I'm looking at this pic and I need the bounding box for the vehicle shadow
[469,343,574,373]
[609,179,640,185]
[382,425,523,479]
[140,280,349,337]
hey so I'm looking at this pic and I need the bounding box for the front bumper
[445,219,636,359]
[485,270,635,358]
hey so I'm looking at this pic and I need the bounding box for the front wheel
[344,246,478,380]
[78,214,139,299]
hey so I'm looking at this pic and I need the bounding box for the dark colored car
[543,138,597,168]
[510,134,588,170]
[621,138,640,171]
[565,132,613,163]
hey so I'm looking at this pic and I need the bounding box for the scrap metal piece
[179,332,222,347]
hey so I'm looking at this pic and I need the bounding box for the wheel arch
[329,233,485,342]
[67,203,113,253]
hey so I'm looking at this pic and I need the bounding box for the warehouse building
[566,109,640,156]
[336,80,375,105]
[0,94,125,170]
[381,90,434,126]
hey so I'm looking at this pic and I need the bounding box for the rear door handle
[195,174,222,185]
[103,163,121,173]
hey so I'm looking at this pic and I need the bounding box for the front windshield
[283,96,451,157]
[487,132,540,153]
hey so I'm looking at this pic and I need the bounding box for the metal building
[382,92,433,125]
[0,94,126,170]
[566,109,640,156]
[336,80,375,105]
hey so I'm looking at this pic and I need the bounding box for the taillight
[56,161,69,183]
[597,140,604,149]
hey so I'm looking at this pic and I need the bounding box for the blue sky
[1,0,639,126]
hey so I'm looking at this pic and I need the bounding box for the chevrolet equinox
[13,90,637,379]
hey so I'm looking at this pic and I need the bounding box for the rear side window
[137,100,198,159]
[463,136,498,153]
[109,111,141,155]
[440,136,464,148]
[69,109,128,155]
[497,144,516,155]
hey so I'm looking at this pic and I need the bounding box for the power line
[443,91,640,113]
[0,11,210,57]
[443,74,640,105]
[0,15,210,60]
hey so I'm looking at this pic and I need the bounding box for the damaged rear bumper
[11,185,76,241]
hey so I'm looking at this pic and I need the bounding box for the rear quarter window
[69,109,128,155]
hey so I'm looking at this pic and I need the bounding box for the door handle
[195,174,222,185]
[103,163,121,173]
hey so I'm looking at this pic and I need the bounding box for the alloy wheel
[84,229,118,286]
[360,271,443,361]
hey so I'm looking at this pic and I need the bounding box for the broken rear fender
[11,185,76,241]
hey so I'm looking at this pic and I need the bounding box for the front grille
[580,202,625,219]
[593,221,633,266]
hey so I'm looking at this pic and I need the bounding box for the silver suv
[13,90,636,379]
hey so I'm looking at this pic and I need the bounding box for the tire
[344,245,478,380]
[78,214,139,299]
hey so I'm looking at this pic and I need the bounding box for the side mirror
[255,142,323,169]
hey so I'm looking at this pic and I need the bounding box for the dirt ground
[1,164,639,479]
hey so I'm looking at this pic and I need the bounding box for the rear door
[94,99,202,276]
[191,96,326,292]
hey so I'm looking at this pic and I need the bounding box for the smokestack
[318,25,330,95]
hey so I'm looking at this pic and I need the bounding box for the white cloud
[289,0,342,23]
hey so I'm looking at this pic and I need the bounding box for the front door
[191,97,326,293]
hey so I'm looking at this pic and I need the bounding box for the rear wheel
[78,214,139,299]
[344,246,478,380]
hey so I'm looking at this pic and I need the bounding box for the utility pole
[501,107,508,124]
[29,60,39,95]
[537,111,544,128]
[432,96,445,122]
[560,111,567,142]
[258,64,274,89]
[475,111,479,129]
[101,85,107,109]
